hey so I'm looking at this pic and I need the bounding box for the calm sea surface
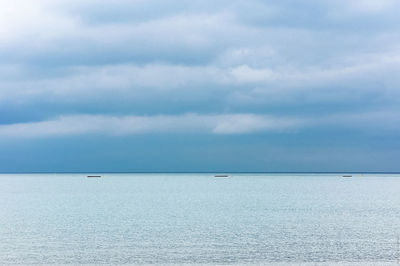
[1,173,400,265]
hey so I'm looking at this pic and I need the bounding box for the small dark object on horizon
[215,175,229,177]
[343,175,352,177]
[87,175,101,178]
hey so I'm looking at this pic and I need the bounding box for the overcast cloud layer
[1,0,400,171]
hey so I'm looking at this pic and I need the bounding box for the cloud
[1,109,400,139]
[3,47,400,104]
[1,1,400,171]
[337,0,399,14]
[230,65,276,83]
[0,1,240,66]
[1,1,400,130]
[0,113,304,138]
[212,114,302,134]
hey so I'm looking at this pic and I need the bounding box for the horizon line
[1,171,400,174]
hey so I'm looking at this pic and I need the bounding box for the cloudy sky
[1,0,400,172]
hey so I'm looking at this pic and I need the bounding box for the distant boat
[342,175,352,178]
[87,175,102,178]
[215,175,229,178]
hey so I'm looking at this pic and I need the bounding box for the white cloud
[229,51,400,86]
[0,64,226,104]
[2,49,400,106]
[225,51,400,106]
[212,114,302,134]
[0,0,238,64]
[0,113,304,138]
[1,0,400,126]
[1,109,399,139]
[343,0,398,14]
[326,0,400,20]
[230,65,276,83]
[0,0,78,46]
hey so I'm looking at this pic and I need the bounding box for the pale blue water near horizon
[1,173,400,265]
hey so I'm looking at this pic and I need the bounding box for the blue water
[1,173,400,265]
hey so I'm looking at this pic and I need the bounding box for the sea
[1,173,400,265]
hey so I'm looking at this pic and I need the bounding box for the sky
[1,0,400,172]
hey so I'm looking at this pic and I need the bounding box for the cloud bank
[1,110,399,138]
[1,0,400,119]
[1,0,400,170]
[0,114,303,138]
